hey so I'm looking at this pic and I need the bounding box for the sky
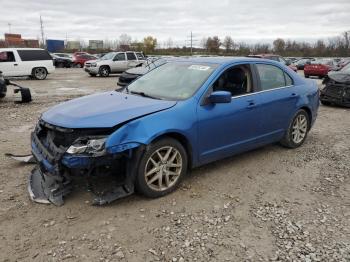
[1,0,349,46]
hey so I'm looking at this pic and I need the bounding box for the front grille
[324,83,350,99]
[35,120,114,155]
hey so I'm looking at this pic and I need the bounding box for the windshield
[100,52,116,60]
[128,62,217,100]
[341,64,350,73]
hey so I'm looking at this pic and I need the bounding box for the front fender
[105,101,197,162]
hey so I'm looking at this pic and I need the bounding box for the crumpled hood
[328,72,350,84]
[42,91,176,128]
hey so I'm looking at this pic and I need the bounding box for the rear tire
[99,66,110,77]
[135,137,187,198]
[32,67,48,80]
[280,109,310,149]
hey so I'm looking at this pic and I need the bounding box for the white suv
[84,51,145,77]
[0,48,55,80]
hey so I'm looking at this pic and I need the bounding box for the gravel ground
[0,68,349,262]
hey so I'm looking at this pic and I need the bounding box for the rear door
[252,63,298,141]
[126,52,139,68]
[0,50,19,76]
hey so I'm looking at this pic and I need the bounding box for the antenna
[40,15,45,48]
[8,23,11,33]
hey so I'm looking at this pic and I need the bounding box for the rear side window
[126,53,137,60]
[284,73,293,86]
[17,50,52,61]
[0,51,16,62]
[256,64,287,90]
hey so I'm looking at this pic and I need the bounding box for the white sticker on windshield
[188,65,210,71]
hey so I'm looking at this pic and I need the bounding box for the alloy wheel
[144,146,183,191]
[291,114,308,144]
[34,68,47,80]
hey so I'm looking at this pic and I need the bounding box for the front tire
[32,67,47,80]
[280,109,310,148]
[99,66,110,77]
[304,74,309,78]
[135,137,187,198]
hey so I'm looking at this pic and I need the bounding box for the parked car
[51,54,73,68]
[84,51,145,77]
[304,59,339,78]
[28,57,319,206]
[320,64,350,107]
[117,57,167,87]
[247,54,298,72]
[0,48,55,80]
[295,58,315,70]
[53,53,73,59]
[72,53,96,68]
[338,58,350,69]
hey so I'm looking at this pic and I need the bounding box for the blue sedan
[29,57,319,205]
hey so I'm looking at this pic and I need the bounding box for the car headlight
[67,137,107,154]
[91,63,97,67]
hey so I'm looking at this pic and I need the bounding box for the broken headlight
[66,137,107,154]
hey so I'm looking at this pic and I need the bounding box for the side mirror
[208,91,231,104]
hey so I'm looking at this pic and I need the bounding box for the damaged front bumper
[28,123,142,206]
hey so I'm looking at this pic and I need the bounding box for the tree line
[70,31,350,57]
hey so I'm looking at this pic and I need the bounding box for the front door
[197,64,263,165]
[112,53,128,72]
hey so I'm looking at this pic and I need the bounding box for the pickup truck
[84,51,145,77]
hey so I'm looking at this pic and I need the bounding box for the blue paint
[37,57,319,169]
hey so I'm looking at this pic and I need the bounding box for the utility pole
[8,23,11,33]
[40,15,45,48]
[186,31,198,56]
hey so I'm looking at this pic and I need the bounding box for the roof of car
[167,56,277,66]
[0,48,45,51]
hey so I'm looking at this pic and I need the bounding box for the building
[46,39,64,52]
[89,40,103,49]
[66,41,81,50]
[2,33,39,48]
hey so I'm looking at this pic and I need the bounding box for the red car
[72,53,96,68]
[304,59,339,79]
[247,54,298,72]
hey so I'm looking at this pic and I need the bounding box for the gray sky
[1,0,349,46]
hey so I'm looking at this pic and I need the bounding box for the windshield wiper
[130,91,161,100]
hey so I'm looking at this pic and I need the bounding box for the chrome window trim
[231,85,294,99]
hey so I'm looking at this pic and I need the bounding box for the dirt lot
[0,68,349,262]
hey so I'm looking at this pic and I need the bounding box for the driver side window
[114,53,126,61]
[212,64,253,97]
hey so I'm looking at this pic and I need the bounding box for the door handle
[291,93,297,96]
[246,100,256,109]
[14,63,18,66]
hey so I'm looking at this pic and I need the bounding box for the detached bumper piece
[28,167,71,206]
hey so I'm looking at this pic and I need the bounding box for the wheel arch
[299,106,312,130]
[149,132,194,169]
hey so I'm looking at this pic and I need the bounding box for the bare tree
[223,36,234,53]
